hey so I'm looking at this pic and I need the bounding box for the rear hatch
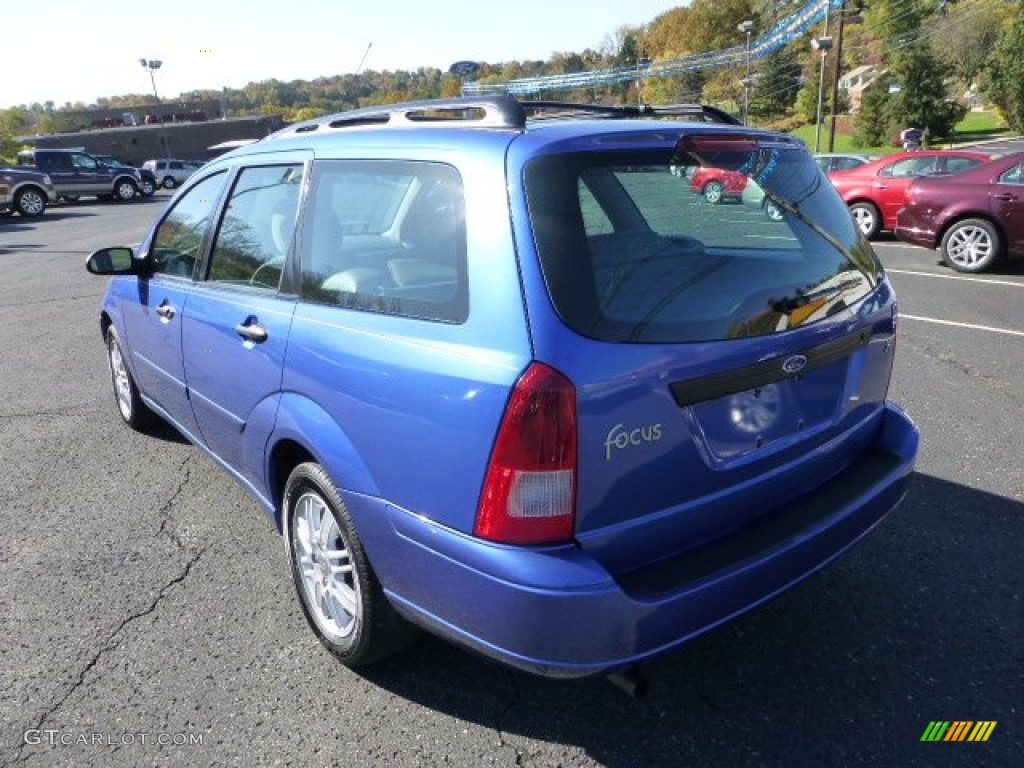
[520,130,897,573]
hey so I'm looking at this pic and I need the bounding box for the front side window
[148,171,228,278]
[206,164,303,289]
[525,139,882,343]
[298,160,467,323]
[71,154,99,171]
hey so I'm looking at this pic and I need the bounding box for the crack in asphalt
[0,292,106,310]
[157,454,195,550]
[903,332,1022,406]
[0,405,106,421]
[7,547,208,767]
[492,669,524,765]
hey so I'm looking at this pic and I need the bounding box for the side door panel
[122,170,231,439]
[181,161,306,481]
[989,164,1024,255]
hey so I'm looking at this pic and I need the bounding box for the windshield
[524,140,882,343]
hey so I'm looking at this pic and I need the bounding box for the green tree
[889,45,965,142]
[980,9,1024,132]
[853,74,896,147]
[749,46,802,120]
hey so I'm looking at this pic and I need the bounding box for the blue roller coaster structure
[463,0,839,96]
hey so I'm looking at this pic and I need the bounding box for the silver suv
[142,158,203,189]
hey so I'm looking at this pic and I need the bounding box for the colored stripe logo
[921,721,997,742]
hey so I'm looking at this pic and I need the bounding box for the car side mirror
[85,246,137,275]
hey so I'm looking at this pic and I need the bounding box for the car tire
[702,180,725,204]
[106,326,156,431]
[114,180,138,202]
[284,462,417,667]
[765,200,784,221]
[940,218,1001,273]
[140,179,156,196]
[849,202,881,239]
[13,187,46,217]
[161,177,176,189]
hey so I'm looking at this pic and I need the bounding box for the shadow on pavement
[357,472,1021,767]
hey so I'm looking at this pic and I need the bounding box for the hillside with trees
[2,0,1022,161]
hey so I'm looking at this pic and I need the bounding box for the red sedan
[689,166,747,204]
[828,149,994,239]
[895,151,1024,273]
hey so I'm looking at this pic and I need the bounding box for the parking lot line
[901,314,1024,338]
[887,269,1024,289]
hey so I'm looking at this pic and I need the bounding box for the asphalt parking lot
[1,198,1021,768]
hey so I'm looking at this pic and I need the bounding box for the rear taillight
[474,363,577,545]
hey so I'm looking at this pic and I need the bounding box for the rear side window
[206,165,303,289]
[298,160,467,323]
[525,140,882,343]
[944,157,983,174]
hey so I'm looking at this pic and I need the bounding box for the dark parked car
[92,155,157,197]
[17,148,143,202]
[828,149,994,239]
[895,151,1024,273]
[84,96,917,678]
[0,166,58,217]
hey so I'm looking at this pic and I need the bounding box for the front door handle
[235,321,268,343]
[155,302,176,320]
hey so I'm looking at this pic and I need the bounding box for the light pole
[811,36,833,153]
[139,58,162,104]
[737,20,755,125]
[140,58,169,157]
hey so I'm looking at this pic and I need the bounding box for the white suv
[142,158,204,189]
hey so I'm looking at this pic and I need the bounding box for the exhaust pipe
[606,666,649,699]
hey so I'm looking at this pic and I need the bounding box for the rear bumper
[367,402,918,678]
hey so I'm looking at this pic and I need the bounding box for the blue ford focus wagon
[86,97,918,679]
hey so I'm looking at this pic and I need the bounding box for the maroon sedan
[828,149,994,239]
[895,151,1024,273]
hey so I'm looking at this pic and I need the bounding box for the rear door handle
[155,302,176,320]
[992,193,1016,202]
[235,321,268,343]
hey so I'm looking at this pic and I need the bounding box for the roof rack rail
[278,96,528,137]
[519,101,741,125]
[271,95,740,140]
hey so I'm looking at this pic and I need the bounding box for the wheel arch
[266,393,381,532]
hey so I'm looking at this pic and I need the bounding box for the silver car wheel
[115,180,136,201]
[703,181,724,204]
[292,490,360,642]
[15,189,45,216]
[852,205,876,236]
[108,336,134,422]
[945,224,994,270]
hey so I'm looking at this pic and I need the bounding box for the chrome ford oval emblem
[782,354,808,375]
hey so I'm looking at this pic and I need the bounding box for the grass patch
[786,111,1008,153]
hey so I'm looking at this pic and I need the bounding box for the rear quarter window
[525,144,881,343]
[297,160,468,323]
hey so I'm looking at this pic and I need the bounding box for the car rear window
[524,139,882,343]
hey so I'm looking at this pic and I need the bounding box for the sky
[1,0,685,110]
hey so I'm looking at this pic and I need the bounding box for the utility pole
[828,0,849,153]
[812,3,832,153]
